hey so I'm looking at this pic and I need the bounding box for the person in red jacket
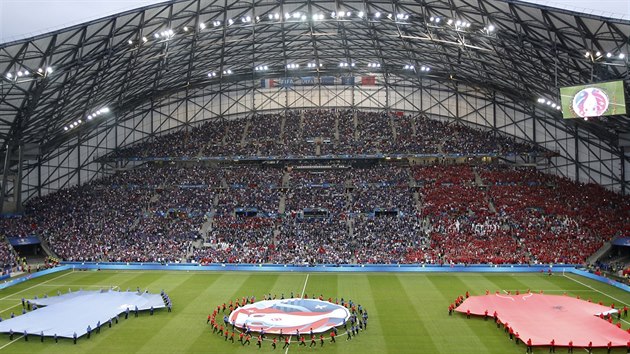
[282,336,290,349]
[526,338,533,353]
[549,339,555,353]
[606,341,611,354]
[330,331,336,343]
[587,341,592,354]
[568,340,573,353]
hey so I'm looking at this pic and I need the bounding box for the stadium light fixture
[208,72,217,77]
[447,19,453,25]
[183,26,189,32]
[200,23,206,29]
[346,12,351,17]
[301,14,307,21]
[17,71,23,77]
[274,13,280,20]
[606,53,612,58]
[487,24,495,32]
[142,36,148,43]
[5,73,12,79]
[64,127,68,131]
[154,33,160,39]
[374,12,381,19]
[228,19,234,25]
[358,11,364,18]
[331,11,336,18]
[128,40,133,45]
[286,63,300,69]
[595,51,601,57]
[620,53,626,59]
[222,69,232,75]
[338,12,345,18]
[435,17,440,23]
[285,13,291,19]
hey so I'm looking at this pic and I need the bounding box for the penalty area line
[0,336,24,351]
[562,274,628,307]
[0,271,73,301]
[300,274,309,299]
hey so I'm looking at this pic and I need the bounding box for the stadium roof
[0,0,629,163]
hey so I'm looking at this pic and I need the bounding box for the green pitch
[0,270,628,353]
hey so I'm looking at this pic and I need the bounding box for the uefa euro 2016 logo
[572,87,609,118]
[229,298,350,334]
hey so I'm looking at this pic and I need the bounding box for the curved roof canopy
[0,0,629,159]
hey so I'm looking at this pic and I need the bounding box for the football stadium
[0,0,629,353]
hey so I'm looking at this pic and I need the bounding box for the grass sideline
[0,270,628,353]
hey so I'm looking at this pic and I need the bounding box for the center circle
[228,298,351,334]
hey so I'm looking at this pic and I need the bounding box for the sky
[0,0,628,44]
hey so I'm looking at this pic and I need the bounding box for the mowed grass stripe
[177,273,253,353]
[367,274,436,353]
[425,274,500,353]
[339,274,387,354]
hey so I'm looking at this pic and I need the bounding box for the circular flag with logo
[229,298,350,334]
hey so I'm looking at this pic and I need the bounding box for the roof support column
[0,145,11,213]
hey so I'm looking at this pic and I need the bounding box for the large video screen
[559,81,627,119]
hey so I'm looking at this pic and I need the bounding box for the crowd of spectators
[104,110,546,159]
[289,170,348,187]
[2,159,628,267]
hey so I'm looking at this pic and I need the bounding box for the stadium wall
[3,263,629,293]
[20,76,626,201]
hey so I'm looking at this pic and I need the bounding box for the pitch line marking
[300,274,309,299]
[0,335,24,350]
[0,271,73,301]
[0,303,22,314]
[562,274,629,307]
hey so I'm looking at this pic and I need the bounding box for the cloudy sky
[0,0,628,44]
